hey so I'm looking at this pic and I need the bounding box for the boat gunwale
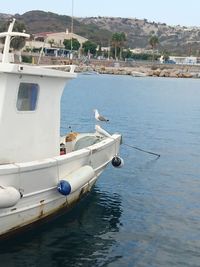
[0,63,77,79]
[0,133,121,174]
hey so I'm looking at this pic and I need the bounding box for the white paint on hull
[0,134,121,237]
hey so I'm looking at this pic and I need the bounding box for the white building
[170,56,197,65]
[34,31,88,48]
[23,31,88,53]
[24,40,51,51]
[130,48,156,54]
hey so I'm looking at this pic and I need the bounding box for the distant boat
[131,71,147,77]
[0,19,123,238]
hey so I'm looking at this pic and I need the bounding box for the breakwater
[29,53,200,78]
[75,63,200,78]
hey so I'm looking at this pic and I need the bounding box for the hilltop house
[43,30,88,48]
[24,30,88,53]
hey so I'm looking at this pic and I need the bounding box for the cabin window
[16,83,39,111]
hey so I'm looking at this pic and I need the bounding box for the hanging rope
[123,143,160,158]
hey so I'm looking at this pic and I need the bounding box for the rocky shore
[75,64,200,78]
[31,54,200,79]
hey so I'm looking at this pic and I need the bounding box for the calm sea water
[1,75,200,266]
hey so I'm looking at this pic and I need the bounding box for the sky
[1,0,200,27]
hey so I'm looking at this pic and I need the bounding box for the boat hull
[0,134,121,238]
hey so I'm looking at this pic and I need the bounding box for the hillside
[0,10,112,46]
[0,11,112,46]
[1,11,200,55]
[77,17,200,55]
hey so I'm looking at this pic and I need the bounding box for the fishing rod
[123,143,160,158]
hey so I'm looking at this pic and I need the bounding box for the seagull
[94,109,109,122]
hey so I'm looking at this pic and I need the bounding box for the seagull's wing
[94,109,109,122]
[98,114,109,122]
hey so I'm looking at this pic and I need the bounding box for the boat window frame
[16,82,39,112]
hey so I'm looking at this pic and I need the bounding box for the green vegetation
[82,40,97,55]
[149,34,159,60]
[48,39,55,47]
[111,32,126,59]
[63,38,80,51]
[21,55,32,63]
[0,20,27,50]
[2,11,199,58]
[161,50,170,61]
[130,53,160,61]
[15,11,112,47]
[149,34,159,50]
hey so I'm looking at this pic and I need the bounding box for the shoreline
[29,54,200,78]
[75,64,199,78]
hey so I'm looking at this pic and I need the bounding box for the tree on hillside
[119,32,126,59]
[111,33,120,59]
[122,48,132,60]
[82,40,97,55]
[149,34,159,49]
[161,50,169,62]
[0,20,27,50]
[96,44,102,57]
[63,38,80,51]
[48,39,55,48]
[149,34,159,60]
[111,32,126,60]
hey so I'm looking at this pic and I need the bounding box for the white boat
[0,19,123,238]
[131,71,147,77]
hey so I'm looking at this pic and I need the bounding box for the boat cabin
[0,19,76,164]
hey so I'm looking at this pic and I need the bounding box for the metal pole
[70,0,74,59]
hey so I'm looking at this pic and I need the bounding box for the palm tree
[112,33,120,60]
[111,32,126,60]
[149,35,159,60]
[119,32,126,59]
[48,39,55,48]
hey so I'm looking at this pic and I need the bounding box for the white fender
[0,186,21,209]
[66,165,95,193]
[58,165,95,195]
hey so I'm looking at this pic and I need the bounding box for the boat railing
[36,64,76,73]
[0,19,76,73]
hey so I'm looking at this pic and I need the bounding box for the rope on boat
[123,143,160,158]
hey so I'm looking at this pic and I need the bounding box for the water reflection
[0,187,122,267]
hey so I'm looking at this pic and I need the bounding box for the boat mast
[2,19,15,63]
